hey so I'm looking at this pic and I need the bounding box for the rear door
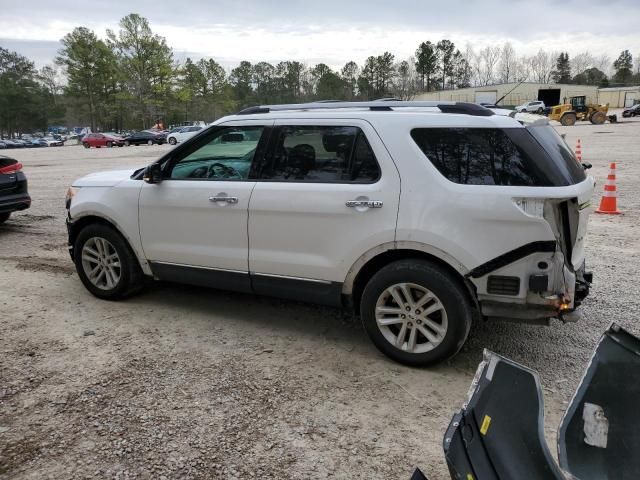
[248,119,400,304]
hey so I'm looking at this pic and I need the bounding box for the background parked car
[622,104,640,118]
[0,155,30,224]
[124,130,167,146]
[167,125,205,145]
[3,140,25,149]
[82,133,125,148]
[516,101,546,113]
[19,136,46,147]
[42,136,64,147]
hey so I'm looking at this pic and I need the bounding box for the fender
[68,210,152,276]
[341,240,470,295]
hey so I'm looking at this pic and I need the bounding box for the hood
[73,168,139,187]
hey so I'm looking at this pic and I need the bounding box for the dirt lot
[1,113,639,479]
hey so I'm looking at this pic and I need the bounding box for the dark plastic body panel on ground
[558,325,640,479]
[414,323,639,480]
[443,352,564,480]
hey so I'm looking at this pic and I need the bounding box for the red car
[82,133,125,148]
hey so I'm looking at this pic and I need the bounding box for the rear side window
[259,126,380,183]
[411,127,586,187]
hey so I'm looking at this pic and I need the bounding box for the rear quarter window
[411,127,586,187]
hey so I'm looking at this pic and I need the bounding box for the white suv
[516,101,546,113]
[167,125,205,145]
[65,101,594,366]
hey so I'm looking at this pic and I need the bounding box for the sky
[0,0,639,71]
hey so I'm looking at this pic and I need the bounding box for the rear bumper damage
[468,241,592,325]
[412,323,640,479]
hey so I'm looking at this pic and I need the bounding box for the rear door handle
[209,196,238,204]
[346,200,383,208]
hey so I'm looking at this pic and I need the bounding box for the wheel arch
[343,242,478,314]
[68,213,150,275]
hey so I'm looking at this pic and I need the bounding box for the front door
[139,121,272,291]
[248,119,401,305]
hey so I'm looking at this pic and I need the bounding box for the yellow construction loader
[547,96,610,126]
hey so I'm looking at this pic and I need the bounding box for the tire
[168,137,177,145]
[83,142,90,149]
[124,140,130,146]
[106,141,113,148]
[0,212,10,224]
[360,259,473,366]
[147,139,153,145]
[537,108,543,114]
[560,113,577,126]
[74,223,144,300]
[590,111,606,125]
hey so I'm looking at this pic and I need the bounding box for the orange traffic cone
[596,163,621,215]
[575,139,582,162]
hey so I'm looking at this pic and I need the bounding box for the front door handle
[209,195,238,204]
[346,200,383,208]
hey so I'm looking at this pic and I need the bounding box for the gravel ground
[1,112,639,479]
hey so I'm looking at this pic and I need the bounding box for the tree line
[1,13,639,136]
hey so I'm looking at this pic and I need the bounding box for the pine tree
[552,52,571,83]
[613,50,633,84]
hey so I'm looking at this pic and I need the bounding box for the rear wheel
[537,108,543,113]
[124,140,130,146]
[83,142,90,149]
[590,111,606,125]
[147,139,153,145]
[0,212,10,224]
[360,259,472,366]
[74,224,144,300]
[106,141,113,148]
[168,137,177,145]
[560,113,577,126]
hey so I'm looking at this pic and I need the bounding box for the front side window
[259,126,380,183]
[411,127,585,187]
[168,126,264,181]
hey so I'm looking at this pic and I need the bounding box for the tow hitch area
[412,323,640,479]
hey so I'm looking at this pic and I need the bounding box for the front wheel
[74,224,144,300]
[560,113,577,126]
[147,139,153,145]
[360,260,472,366]
[124,140,130,146]
[83,143,90,149]
[0,212,10,224]
[168,137,177,145]
[590,111,606,125]
[106,141,113,148]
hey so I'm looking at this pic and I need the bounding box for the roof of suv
[215,101,535,128]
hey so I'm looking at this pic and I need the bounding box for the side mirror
[582,162,593,170]
[143,163,163,184]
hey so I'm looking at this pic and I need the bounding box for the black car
[123,130,167,146]
[3,139,25,149]
[0,156,31,223]
[622,104,640,118]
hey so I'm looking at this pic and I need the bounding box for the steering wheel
[207,162,242,180]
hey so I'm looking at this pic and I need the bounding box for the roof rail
[236,101,494,117]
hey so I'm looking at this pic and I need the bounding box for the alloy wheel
[81,237,121,290]
[375,282,448,354]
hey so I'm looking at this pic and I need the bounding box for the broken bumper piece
[413,323,640,480]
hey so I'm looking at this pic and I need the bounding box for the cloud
[0,0,638,68]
